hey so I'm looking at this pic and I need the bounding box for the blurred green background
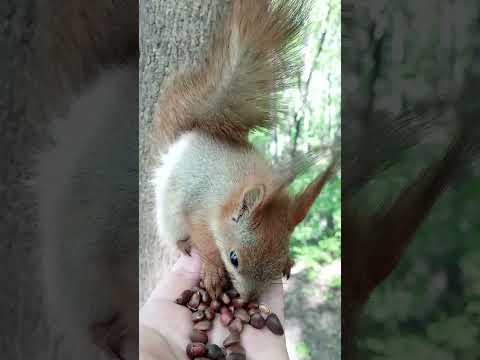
[250,0,341,358]
[343,0,480,358]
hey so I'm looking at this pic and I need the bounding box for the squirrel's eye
[229,250,239,268]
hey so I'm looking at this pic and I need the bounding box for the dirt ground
[284,260,341,360]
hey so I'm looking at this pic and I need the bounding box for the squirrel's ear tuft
[232,184,266,222]
[288,161,337,229]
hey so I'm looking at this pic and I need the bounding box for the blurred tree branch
[290,2,333,158]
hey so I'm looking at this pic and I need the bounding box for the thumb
[148,249,203,302]
[258,281,285,323]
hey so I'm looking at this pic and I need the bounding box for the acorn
[211,299,222,312]
[198,303,208,311]
[223,332,241,348]
[193,320,212,331]
[199,289,210,303]
[249,313,265,329]
[228,318,244,334]
[189,329,208,344]
[265,313,284,335]
[248,308,260,317]
[175,289,193,306]
[220,308,234,327]
[231,297,246,309]
[227,343,246,355]
[204,307,215,321]
[186,342,207,359]
[221,292,231,305]
[192,310,205,323]
[234,308,250,323]
[206,344,226,360]
[226,353,246,360]
[187,292,201,310]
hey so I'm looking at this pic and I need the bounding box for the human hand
[139,250,289,360]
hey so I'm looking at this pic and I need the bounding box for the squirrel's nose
[242,289,259,302]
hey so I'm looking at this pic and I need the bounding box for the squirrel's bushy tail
[155,0,310,145]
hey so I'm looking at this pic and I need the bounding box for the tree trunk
[2,1,137,358]
[139,0,230,305]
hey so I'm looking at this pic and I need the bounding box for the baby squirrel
[153,0,336,300]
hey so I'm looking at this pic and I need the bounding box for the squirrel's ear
[232,185,266,222]
[288,162,336,229]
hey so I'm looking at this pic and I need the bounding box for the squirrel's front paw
[201,263,227,299]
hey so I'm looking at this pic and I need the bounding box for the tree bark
[2,1,137,358]
[139,0,230,305]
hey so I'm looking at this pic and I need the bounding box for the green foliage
[251,1,341,359]
[250,0,341,273]
[359,178,480,358]
[328,275,341,290]
[296,342,312,360]
[289,171,341,267]
[347,0,480,356]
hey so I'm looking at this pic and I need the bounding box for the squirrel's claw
[176,237,192,256]
[283,258,294,280]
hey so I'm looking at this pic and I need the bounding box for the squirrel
[152,0,337,300]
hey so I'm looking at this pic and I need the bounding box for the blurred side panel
[1,1,138,359]
[342,0,480,358]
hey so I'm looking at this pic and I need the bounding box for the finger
[148,249,202,303]
[139,299,192,348]
[258,280,285,322]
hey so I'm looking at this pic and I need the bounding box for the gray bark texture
[139,0,230,305]
[2,0,137,358]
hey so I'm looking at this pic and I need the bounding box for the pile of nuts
[175,280,284,359]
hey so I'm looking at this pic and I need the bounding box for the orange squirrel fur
[153,0,336,300]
